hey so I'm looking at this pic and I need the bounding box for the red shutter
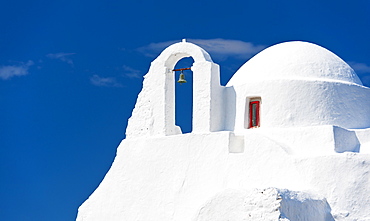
[249,100,260,128]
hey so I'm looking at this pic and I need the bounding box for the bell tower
[125,40,224,137]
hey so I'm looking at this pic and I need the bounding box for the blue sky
[1,0,370,220]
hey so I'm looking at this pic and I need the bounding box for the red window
[249,100,260,128]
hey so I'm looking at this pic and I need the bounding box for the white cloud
[189,39,266,60]
[122,65,141,78]
[348,62,370,87]
[360,75,370,87]
[137,39,266,60]
[90,74,122,87]
[0,60,34,80]
[137,40,177,57]
[349,62,370,74]
[47,52,75,65]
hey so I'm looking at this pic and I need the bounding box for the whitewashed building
[77,40,370,221]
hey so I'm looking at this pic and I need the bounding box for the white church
[76,40,370,221]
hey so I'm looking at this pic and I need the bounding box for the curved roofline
[226,41,362,87]
[152,41,213,70]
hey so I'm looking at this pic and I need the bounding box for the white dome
[227,41,362,86]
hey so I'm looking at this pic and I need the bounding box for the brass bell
[177,71,187,84]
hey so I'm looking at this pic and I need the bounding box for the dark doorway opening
[247,98,261,128]
[174,57,194,133]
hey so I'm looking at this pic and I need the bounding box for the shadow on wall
[224,86,236,131]
[333,126,360,153]
[279,189,335,221]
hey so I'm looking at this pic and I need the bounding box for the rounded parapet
[152,41,213,71]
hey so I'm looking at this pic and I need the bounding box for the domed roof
[226,41,362,86]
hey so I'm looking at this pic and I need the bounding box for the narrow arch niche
[245,97,261,129]
[174,57,194,133]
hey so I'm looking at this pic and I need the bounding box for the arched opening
[174,57,194,133]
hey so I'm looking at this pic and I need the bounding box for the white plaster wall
[76,132,370,221]
[229,79,370,132]
[193,188,282,221]
[252,125,361,156]
[193,188,333,221]
[191,61,224,132]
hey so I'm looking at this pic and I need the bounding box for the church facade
[77,40,370,220]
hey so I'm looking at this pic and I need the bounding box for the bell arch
[174,57,194,133]
[125,40,224,138]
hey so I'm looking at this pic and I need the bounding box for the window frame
[247,98,261,129]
